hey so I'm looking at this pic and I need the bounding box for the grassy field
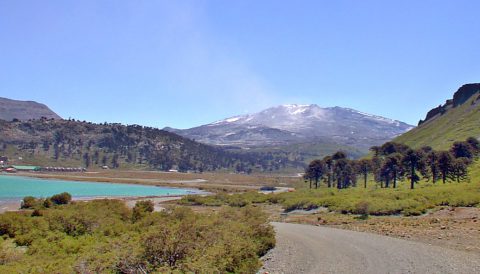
[14,169,302,192]
[180,160,480,216]
[395,95,480,150]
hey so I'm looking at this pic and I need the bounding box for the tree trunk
[364,173,368,188]
[410,165,415,189]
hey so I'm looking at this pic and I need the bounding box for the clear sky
[0,0,479,128]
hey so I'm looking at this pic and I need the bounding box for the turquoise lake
[0,175,200,201]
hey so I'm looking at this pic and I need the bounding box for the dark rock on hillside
[453,83,480,107]
[0,97,61,121]
[419,83,480,125]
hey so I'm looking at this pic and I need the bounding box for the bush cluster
[0,199,275,273]
[182,159,480,216]
[20,192,73,211]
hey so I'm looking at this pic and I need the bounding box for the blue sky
[0,0,479,128]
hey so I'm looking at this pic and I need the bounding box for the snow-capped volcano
[210,104,328,129]
[165,104,414,152]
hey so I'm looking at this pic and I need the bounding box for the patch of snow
[292,108,308,115]
[346,108,402,125]
[282,104,310,108]
[225,117,241,123]
[209,116,242,125]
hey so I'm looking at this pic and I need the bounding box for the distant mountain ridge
[0,97,61,121]
[165,104,414,155]
[395,83,480,150]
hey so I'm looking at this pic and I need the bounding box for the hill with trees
[394,83,480,150]
[0,118,305,172]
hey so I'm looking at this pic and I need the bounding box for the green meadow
[180,160,480,216]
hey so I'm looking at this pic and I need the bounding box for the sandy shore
[0,200,22,213]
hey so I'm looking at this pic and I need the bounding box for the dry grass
[15,170,301,192]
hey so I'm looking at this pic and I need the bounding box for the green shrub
[43,198,53,208]
[354,201,370,219]
[50,192,72,205]
[132,200,154,222]
[0,200,274,273]
[21,196,36,209]
[31,209,43,217]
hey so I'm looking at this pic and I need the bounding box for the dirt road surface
[260,222,480,274]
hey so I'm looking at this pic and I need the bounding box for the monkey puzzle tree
[356,159,372,188]
[466,137,480,156]
[381,153,403,188]
[334,159,356,189]
[424,150,440,183]
[305,159,325,189]
[402,149,425,189]
[437,151,454,184]
[322,155,334,188]
[450,141,473,160]
[451,157,470,183]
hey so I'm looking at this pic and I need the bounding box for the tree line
[304,137,479,190]
[0,119,304,172]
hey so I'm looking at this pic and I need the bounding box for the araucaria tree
[437,151,454,184]
[356,159,372,188]
[380,153,403,188]
[304,160,325,189]
[451,157,470,183]
[424,150,440,183]
[402,149,425,189]
[304,137,478,191]
[334,158,356,189]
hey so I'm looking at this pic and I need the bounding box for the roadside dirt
[273,206,480,254]
[260,222,480,274]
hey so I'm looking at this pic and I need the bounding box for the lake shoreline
[0,173,208,214]
[0,195,187,214]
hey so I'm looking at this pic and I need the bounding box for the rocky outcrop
[453,83,480,107]
[418,83,480,125]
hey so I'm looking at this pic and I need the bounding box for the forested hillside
[0,118,305,172]
[395,83,480,150]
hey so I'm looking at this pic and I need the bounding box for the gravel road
[260,222,480,274]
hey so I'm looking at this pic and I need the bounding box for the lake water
[0,175,200,201]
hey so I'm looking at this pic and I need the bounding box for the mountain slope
[166,104,413,156]
[394,83,480,150]
[0,97,61,121]
[0,119,305,171]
